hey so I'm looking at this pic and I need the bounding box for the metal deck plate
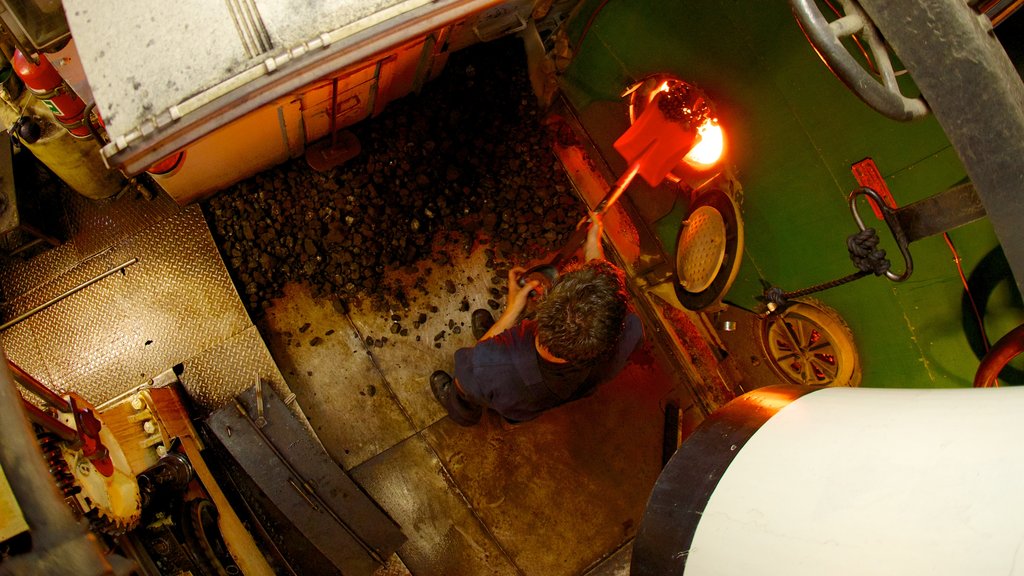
[0,204,286,410]
[0,186,178,303]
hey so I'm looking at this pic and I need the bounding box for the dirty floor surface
[258,240,678,575]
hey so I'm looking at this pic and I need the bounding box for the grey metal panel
[207,384,406,576]
[63,0,254,138]
[63,0,425,143]
[64,0,497,174]
[858,0,1024,297]
[258,0,410,49]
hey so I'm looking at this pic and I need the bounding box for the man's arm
[584,212,605,262]
[479,266,540,341]
[480,212,601,341]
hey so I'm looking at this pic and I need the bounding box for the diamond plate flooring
[0,194,288,411]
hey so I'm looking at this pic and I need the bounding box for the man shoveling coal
[429,213,642,425]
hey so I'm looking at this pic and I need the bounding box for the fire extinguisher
[11,49,93,139]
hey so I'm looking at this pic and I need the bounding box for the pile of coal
[204,37,583,316]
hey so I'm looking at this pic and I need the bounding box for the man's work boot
[429,370,482,426]
[471,309,495,340]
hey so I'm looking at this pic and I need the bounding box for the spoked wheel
[759,299,861,387]
[789,0,929,121]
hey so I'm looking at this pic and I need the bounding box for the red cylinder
[12,49,91,138]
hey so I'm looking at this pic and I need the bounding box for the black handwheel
[790,0,929,121]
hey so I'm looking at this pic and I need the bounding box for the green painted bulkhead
[557,0,1022,388]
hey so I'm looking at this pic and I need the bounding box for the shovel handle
[592,163,641,217]
[549,163,641,267]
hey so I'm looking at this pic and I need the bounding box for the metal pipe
[548,164,641,268]
[0,350,112,575]
[102,0,496,174]
[592,162,641,216]
[0,258,137,332]
[20,399,79,443]
[8,360,72,412]
[973,323,1024,388]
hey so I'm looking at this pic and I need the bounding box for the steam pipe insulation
[631,384,1024,576]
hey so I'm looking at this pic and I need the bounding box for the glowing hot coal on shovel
[523,80,725,289]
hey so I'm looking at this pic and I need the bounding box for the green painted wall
[559,0,1019,388]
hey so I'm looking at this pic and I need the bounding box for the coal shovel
[521,87,710,288]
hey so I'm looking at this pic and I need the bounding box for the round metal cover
[676,205,726,293]
[674,188,743,311]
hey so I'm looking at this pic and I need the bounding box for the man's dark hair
[535,259,628,363]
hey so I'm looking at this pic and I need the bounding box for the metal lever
[849,187,914,282]
[254,374,266,428]
[850,183,987,282]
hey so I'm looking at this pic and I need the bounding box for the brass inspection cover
[676,205,726,293]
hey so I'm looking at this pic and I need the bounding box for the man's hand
[478,266,540,341]
[584,211,605,262]
[506,267,535,303]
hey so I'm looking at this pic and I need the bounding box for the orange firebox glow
[683,119,724,169]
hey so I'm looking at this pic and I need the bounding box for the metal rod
[21,398,79,443]
[328,77,339,148]
[0,352,112,574]
[549,163,642,268]
[232,399,384,563]
[254,374,266,428]
[974,323,1024,388]
[8,237,46,257]
[8,360,71,412]
[0,258,138,332]
[287,477,320,511]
